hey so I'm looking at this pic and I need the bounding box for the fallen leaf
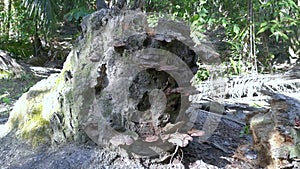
[162,121,184,134]
[188,129,205,137]
[110,134,134,146]
[168,132,193,147]
[144,135,159,142]
[124,135,134,145]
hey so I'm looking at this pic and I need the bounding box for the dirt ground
[0,116,257,169]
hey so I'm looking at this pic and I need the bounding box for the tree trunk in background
[4,0,12,39]
[33,17,43,58]
[0,0,4,36]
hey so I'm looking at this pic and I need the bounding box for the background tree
[145,0,300,74]
[0,0,95,60]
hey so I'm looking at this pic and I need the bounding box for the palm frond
[22,0,59,35]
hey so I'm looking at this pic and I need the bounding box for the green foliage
[0,0,95,59]
[256,0,300,42]
[145,0,171,13]
[23,0,60,36]
[240,124,250,137]
[64,7,94,22]
[0,0,35,57]
[228,58,247,75]
[22,0,95,37]
[1,97,11,105]
[0,70,13,79]
[194,67,210,83]
[0,40,33,59]
[147,13,161,28]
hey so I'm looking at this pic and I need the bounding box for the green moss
[65,92,74,105]
[0,70,13,79]
[55,74,64,86]
[20,105,51,147]
[289,144,300,159]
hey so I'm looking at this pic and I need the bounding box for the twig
[169,145,179,165]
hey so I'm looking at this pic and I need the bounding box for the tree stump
[2,9,221,157]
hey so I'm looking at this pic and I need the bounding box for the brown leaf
[162,121,184,134]
[144,135,159,142]
[124,135,134,145]
[188,129,205,137]
[110,135,134,146]
[168,132,193,147]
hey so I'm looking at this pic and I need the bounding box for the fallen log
[250,89,300,168]
[1,8,221,158]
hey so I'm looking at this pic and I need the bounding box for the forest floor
[0,68,262,169]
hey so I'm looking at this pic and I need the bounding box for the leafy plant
[1,97,11,105]
[228,58,247,75]
[256,0,300,42]
[0,70,13,79]
[240,125,250,137]
[64,7,94,22]
[0,40,33,59]
[195,67,210,83]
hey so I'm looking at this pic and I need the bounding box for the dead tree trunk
[2,9,220,157]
